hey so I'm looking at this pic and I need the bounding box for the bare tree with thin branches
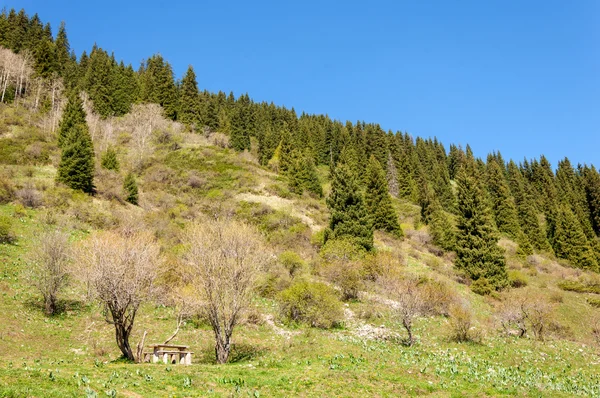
[77,230,161,361]
[183,219,269,363]
[28,230,71,316]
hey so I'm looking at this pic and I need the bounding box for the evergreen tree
[507,160,551,252]
[582,165,600,236]
[486,159,521,238]
[365,156,403,237]
[288,151,323,197]
[429,202,456,251]
[57,93,87,148]
[553,205,598,271]
[178,65,201,127]
[123,173,139,205]
[57,124,95,194]
[101,147,119,171]
[455,167,508,290]
[326,148,373,251]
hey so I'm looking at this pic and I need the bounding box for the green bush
[508,270,528,288]
[558,279,600,294]
[320,238,365,263]
[587,297,600,308]
[471,278,493,296]
[279,250,306,278]
[279,280,343,328]
[0,215,15,244]
[0,176,15,204]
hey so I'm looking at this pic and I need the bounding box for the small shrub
[0,215,15,244]
[448,302,478,343]
[421,279,456,316]
[279,251,306,278]
[362,250,405,282]
[0,176,15,204]
[471,278,493,296]
[549,292,564,303]
[558,277,600,294]
[100,147,120,171]
[320,238,365,262]
[279,280,343,328]
[587,297,600,308]
[508,270,528,288]
[16,187,43,208]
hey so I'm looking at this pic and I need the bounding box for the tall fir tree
[365,156,403,237]
[57,93,87,148]
[178,65,201,127]
[57,125,95,194]
[326,148,373,251]
[486,159,521,238]
[455,166,508,290]
[288,151,323,197]
[553,205,598,271]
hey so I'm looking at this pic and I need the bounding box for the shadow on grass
[195,342,268,364]
[24,297,89,317]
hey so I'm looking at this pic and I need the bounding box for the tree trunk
[115,323,135,361]
[214,336,231,364]
[403,319,413,346]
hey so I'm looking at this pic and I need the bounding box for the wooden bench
[143,344,193,365]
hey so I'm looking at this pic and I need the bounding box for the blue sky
[5,0,599,167]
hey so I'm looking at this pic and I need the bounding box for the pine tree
[365,156,402,237]
[429,202,456,251]
[57,93,87,148]
[178,65,201,127]
[553,205,598,271]
[455,167,508,290]
[326,148,373,251]
[582,165,600,236]
[486,159,521,238]
[57,124,95,194]
[123,173,139,205]
[288,151,323,197]
[230,107,251,151]
[101,147,119,171]
[506,161,549,252]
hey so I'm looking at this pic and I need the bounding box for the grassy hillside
[1,103,600,397]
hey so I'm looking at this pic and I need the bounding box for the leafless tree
[121,103,166,168]
[183,219,269,363]
[497,290,554,341]
[28,230,71,316]
[77,230,161,361]
[385,277,426,346]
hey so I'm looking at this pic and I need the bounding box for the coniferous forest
[2,8,600,397]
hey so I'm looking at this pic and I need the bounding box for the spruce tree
[123,173,139,206]
[326,148,373,251]
[288,151,323,197]
[553,205,598,271]
[57,124,95,194]
[57,93,87,148]
[101,147,119,171]
[455,167,508,290]
[507,160,551,252]
[486,159,521,238]
[178,65,201,127]
[365,156,402,237]
[429,202,456,251]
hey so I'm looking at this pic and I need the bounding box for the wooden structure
[143,344,193,365]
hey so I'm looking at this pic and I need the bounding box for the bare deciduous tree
[28,230,71,316]
[78,231,161,361]
[385,277,426,346]
[183,219,269,363]
[497,290,554,341]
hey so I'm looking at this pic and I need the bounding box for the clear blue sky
[5,0,600,167]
